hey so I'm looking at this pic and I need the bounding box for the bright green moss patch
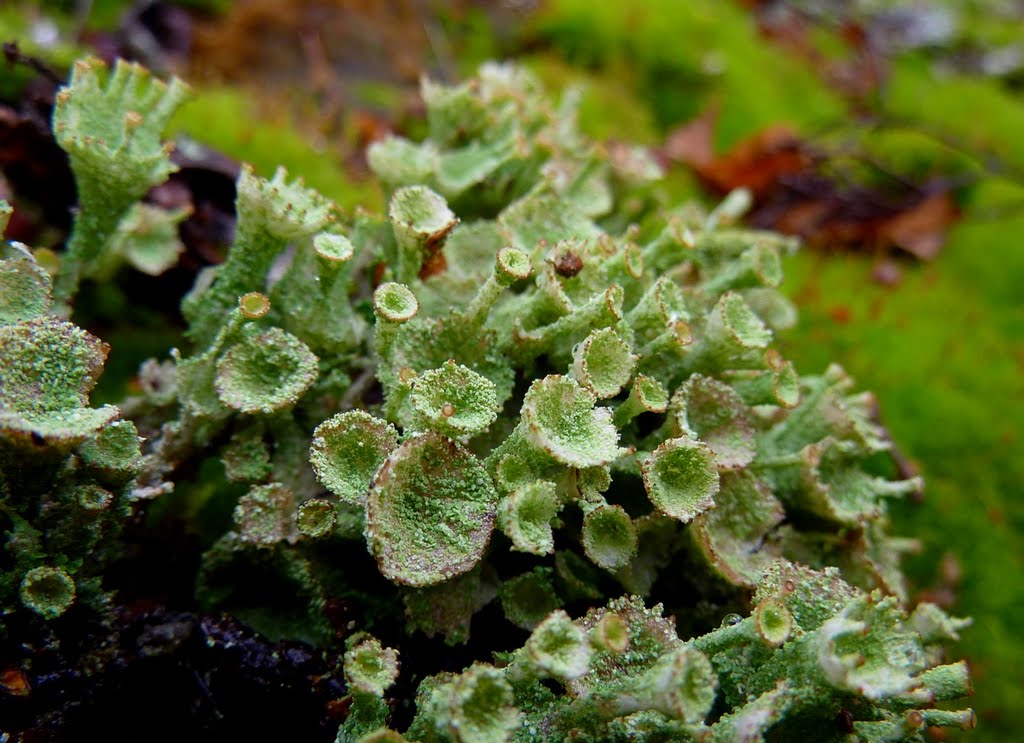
[531,0,846,143]
[168,86,381,212]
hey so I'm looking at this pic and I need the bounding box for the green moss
[168,87,381,212]
[532,0,846,143]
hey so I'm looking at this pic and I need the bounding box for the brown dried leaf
[877,191,959,260]
[696,125,811,198]
[663,103,718,168]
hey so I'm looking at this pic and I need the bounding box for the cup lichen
[0,56,976,742]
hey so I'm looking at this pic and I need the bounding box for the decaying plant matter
[0,58,973,741]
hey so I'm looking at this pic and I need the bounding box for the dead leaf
[666,111,813,196]
[663,103,718,168]
[664,106,961,262]
[696,125,811,197]
[0,667,30,697]
[665,115,813,199]
[877,191,959,260]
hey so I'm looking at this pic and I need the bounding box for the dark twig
[2,40,62,85]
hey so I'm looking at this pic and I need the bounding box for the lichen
[0,56,975,741]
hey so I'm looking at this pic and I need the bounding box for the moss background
[3,0,1022,738]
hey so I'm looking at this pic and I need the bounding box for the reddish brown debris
[662,106,961,262]
[1,668,31,697]
[552,250,584,278]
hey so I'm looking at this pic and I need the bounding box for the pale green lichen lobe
[310,411,399,505]
[214,326,319,414]
[366,433,498,586]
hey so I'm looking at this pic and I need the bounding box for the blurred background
[2,1,1022,739]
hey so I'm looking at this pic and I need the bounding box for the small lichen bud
[388,185,458,283]
[296,498,337,538]
[239,292,270,319]
[706,187,753,229]
[637,319,692,361]
[613,374,669,428]
[592,613,630,653]
[409,664,520,743]
[344,635,400,698]
[312,232,355,291]
[514,285,625,359]
[313,232,354,264]
[701,243,783,295]
[524,609,591,681]
[373,282,419,324]
[498,481,561,555]
[914,660,973,703]
[754,597,793,647]
[463,247,533,328]
[627,276,690,341]
[700,291,772,370]
[367,134,439,188]
[615,646,717,723]
[721,351,800,408]
[496,246,533,284]
[76,483,114,512]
